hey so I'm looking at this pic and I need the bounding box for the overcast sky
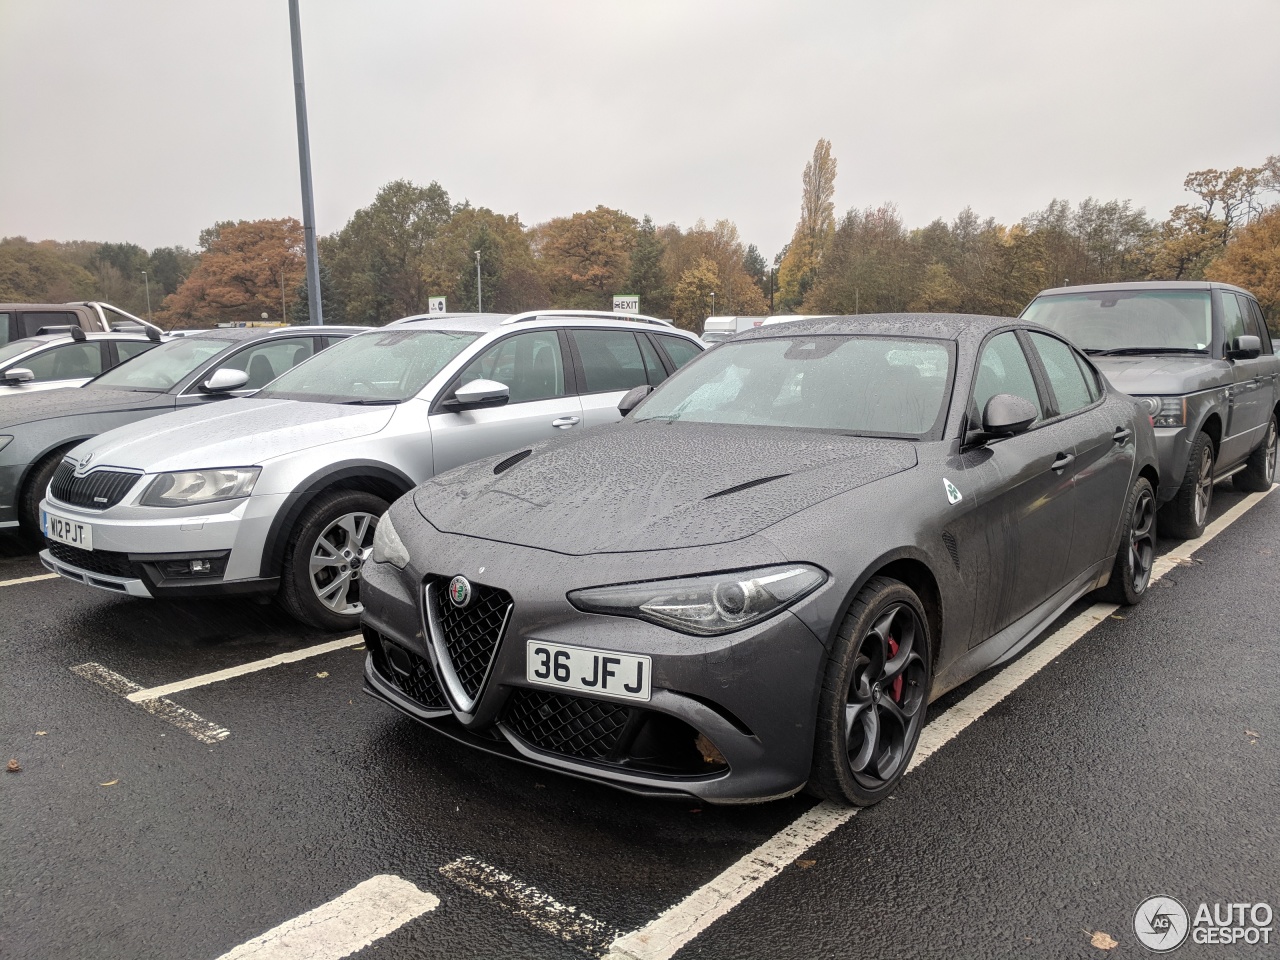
[2,0,1277,258]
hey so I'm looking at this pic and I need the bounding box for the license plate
[43,509,93,550]
[525,641,651,702]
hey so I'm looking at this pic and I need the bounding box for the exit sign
[613,295,640,315]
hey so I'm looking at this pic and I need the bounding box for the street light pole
[140,271,152,322]
[289,0,323,326]
[709,291,715,317]
[475,250,482,313]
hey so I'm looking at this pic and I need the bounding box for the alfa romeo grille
[502,688,633,762]
[49,462,141,511]
[46,542,135,578]
[427,577,512,700]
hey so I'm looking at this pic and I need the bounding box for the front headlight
[1135,396,1186,428]
[370,512,410,569]
[568,564,827,636]
[139,467,261,507]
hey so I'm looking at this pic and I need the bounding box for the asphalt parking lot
[2,485,1278,960]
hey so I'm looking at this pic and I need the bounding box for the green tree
[777,138,838,311]
[627,215,668,316]
[0,237,96,302]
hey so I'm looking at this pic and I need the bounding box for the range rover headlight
[140,467,260,507]
[1135,396,1186,427]
[568,564,827,637]
[370,512,410,569]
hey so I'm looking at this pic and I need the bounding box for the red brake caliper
[887,637,904,702]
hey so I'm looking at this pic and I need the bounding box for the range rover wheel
[1236,415,1278,492]
[279,489,388,631]
[809,576,932,807]
[1099,476,1156,605]
[1160,431,1214,539]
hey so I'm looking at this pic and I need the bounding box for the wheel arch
[1198,411,1222,456]
[17,437,91,504]
[260,461,415,578]
[831,548,944,668]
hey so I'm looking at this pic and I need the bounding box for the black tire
[278,489,388,631]
[809,576,933,807]
[1235,415,1277,492]
[1099,476,1156,605]
[1160,431,1214,539]
[18,451,66,542]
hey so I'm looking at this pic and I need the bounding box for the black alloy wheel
[810,577,932,806]
[1101,476,1156,605]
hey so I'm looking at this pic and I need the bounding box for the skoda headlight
[568,564,827,636]
[1135,396,1185,427]
[140,467,260,507]
[370,512,410,569]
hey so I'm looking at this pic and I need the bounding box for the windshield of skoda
[634,335,954,438]
[1023,290,1212,354]
[257,329,482,404]
[91,337,231,391]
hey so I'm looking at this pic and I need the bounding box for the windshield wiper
[339,398,399,405]
[1084,347,1209,356]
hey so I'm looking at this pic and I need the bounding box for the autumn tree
[671,258,719,330]
[431,205,548,312]
[533,206,638,309]
[776,138,838,311]
[661,219,768,318]
[1206,207,1280,323]
[0,237,96,303]
[161,218,306,327]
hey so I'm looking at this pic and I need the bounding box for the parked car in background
[702,316,768,343]
[0,301,163,345]
[359,313,1158,805]
[0,329,164,396]
[38,310,704,631]
[0,325,361,536]
[1022,281,1279,538]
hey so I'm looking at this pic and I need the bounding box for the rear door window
[656,334,702,370]
[1028,332,1096,416]
[572,329,649,393]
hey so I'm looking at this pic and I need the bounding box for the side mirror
[2,367,34,385]
[968,393,1038,445]
[1228,335,1261,360]
[445,379,510,412]
[618,384,653,416]
[199,368,250,394]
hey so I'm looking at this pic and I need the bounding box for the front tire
[1099,476,1156,605]
[1235,415,1277,492]
[19,451,66,542]
[278,489,387,631]
[809,577,932,807]
[1160,431,1214,539]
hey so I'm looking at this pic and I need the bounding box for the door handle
[1050,452,1075,473]
[552,416,580,429]
[1112,426,1132,444]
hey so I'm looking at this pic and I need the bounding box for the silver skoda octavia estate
[39,311,703,630]
[358,314,1159,805]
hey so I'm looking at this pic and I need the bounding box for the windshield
[0,339,41,367]
[91,337,231,391]
[256,329,482,403]
[635,335,953,437]
[1023,290,1212,353]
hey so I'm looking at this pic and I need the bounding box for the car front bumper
[358,528,833,804]
[1152,425,1192,501]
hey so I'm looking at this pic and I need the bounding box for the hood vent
[704,473,790,500]
[493,449,533,475]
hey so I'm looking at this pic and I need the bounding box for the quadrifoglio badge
[1135,896,1274,951]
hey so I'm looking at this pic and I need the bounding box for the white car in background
[0,328,164,396]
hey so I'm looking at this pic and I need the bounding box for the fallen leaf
[797,859,817,869]
[100,779,118,787]
[35,731,47,736]
[1246,730,1261,738]
[1089,930,1118,950]
[350,645,367,651]
[6,759,20,773]
[315,671,329,679]
[1110,615,1126,620]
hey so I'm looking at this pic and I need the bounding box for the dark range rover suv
[1023,281,1279,538]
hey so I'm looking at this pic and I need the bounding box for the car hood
[73,398,394,472]
[1091,354,1228,395]
[0,386,167,428]
[414,421,917,555]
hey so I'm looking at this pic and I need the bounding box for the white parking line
[441,856,620,955]
[0,572,58,588]
[71,662,231,744]
[214,874,439,960]
[606,486,1275,960]
[125,635,362,702]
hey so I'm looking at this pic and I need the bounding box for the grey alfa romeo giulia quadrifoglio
[359,314,1159,805]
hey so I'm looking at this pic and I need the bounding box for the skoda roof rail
[500,309,673,327]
